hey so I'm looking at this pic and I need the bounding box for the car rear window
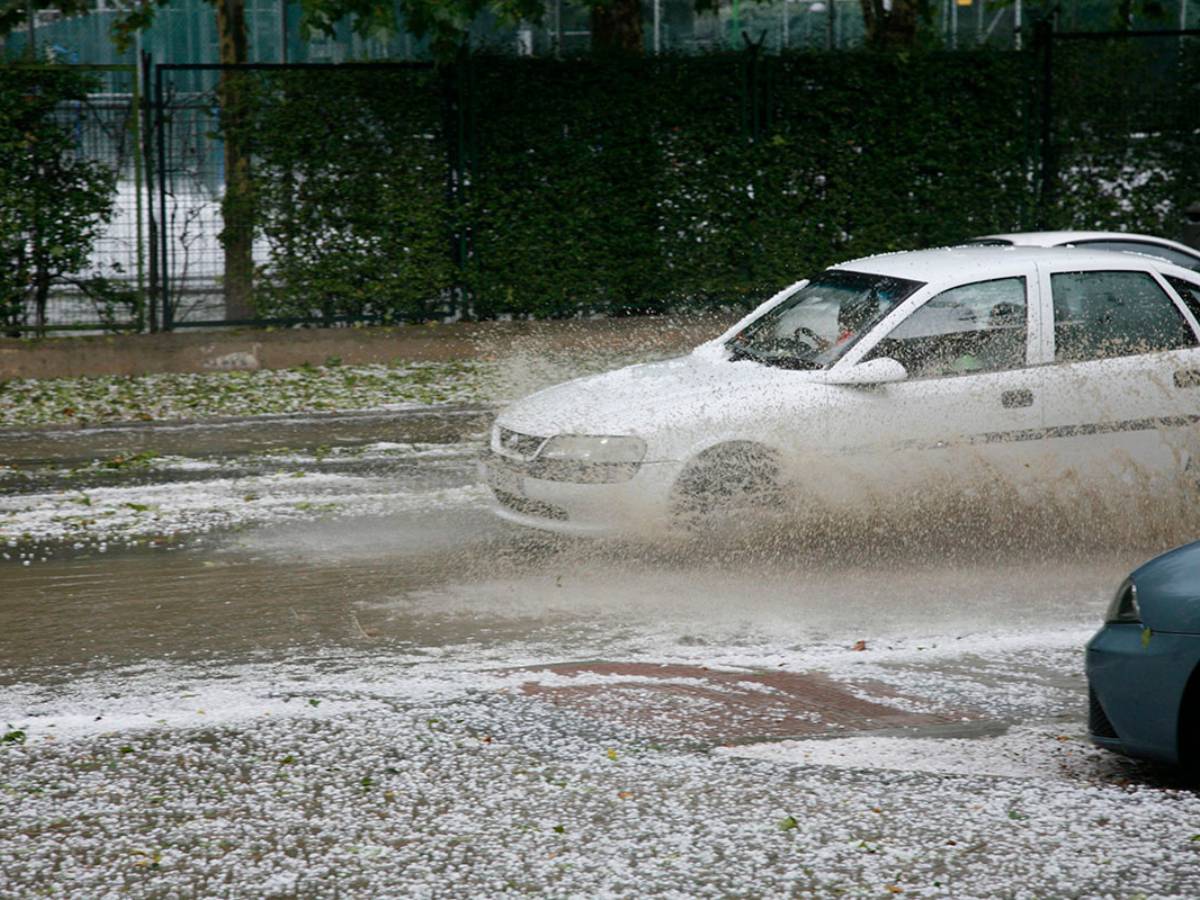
[1166,275,1200,324]
[1051,270,1196,362]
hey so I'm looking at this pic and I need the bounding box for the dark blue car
[1087,541,1200,766]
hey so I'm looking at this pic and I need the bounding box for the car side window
[1166,275,1200,324]
[864,277,1028,378]
[1073,240,1200,273]
[1051,270,1196,362]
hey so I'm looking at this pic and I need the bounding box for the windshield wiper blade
[730,343,817,370]
[760,355,818,371]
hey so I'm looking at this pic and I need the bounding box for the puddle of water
[515,662,979,745]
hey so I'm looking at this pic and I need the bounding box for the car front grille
[1088,687,1119,739]
[483,447,640,485]
[496,427,547,460]
[492,489,569,522]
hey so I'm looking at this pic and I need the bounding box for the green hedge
[235,66,453,323]
[1044,35,1200,234]
[232,44,1196,323]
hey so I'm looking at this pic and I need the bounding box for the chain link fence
[153,65,234,328]
[1,64,144,334]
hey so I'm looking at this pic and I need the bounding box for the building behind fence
[1,27,1199,333]
[7,0,1195,64]
[5,0,929,64]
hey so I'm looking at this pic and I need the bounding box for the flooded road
[0,400,1164,729]
[1,399,1142,681]
[4,406,1200,898]
[2,505,1140,678]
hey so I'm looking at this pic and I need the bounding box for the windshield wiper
[728,344,761,363]
[759,355,819,371]
[729,343,818,370]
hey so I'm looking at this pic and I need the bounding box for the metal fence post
[443,47,472,320]
[130,65,147,332]
[155,63,172,330]
[740,33,770,144]
[741,35,757,141]
[1034,18,1055,229]
[141,52,159,333]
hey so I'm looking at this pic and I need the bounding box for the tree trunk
[590,0,644,55]
[216,0,255,322]
[859,0,919,49]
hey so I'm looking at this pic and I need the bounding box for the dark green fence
[205,49,1037,326]
[459,51,1033,319]
[211,36,1197,327]
[233,64,452,325]
[1035,27,1200,235]
[5,34,1199,334]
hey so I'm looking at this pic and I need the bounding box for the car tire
[670,442,783,532]
[1177,664,1200,772]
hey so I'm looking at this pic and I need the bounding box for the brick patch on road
[518,662,978,744]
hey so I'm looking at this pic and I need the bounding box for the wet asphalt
[4,407,1200,897]
[0,404,1153,695]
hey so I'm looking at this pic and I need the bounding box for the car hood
[496,349,829,438]
[1130,541,1200,634]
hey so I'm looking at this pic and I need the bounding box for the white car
[481,246,1200,536]
[969,231,1200,273]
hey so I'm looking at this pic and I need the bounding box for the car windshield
[727,270,925,370]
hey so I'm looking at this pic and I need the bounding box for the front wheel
[669,443,783,532]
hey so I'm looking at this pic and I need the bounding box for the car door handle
[1001,389,1034,409]
[1174,369,1200,389]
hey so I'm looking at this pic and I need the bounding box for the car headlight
[526,435,647,484]
[539,435,646,465]
[1105,578,1141,624]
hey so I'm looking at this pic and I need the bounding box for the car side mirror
[827,357,908,386]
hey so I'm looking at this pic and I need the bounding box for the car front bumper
[1086,623,1200,765]
[478,450,680,537]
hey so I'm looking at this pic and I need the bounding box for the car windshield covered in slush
[728,271,923,370]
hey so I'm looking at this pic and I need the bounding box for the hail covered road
[2,404,1200,898]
